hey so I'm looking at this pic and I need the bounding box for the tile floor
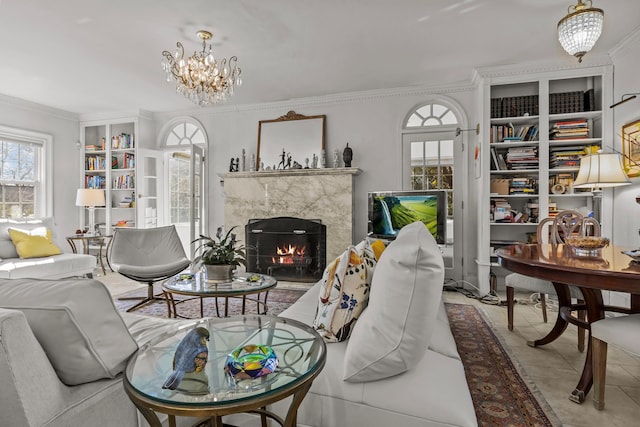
[99,272,640,425]
[442,288,640,426]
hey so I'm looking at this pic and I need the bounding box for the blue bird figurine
[162,327,210,390]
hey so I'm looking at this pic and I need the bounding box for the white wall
[152,87,477,279]
[0,95,80,251]
[611,28,640,249]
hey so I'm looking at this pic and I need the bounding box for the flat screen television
[368,190,447,245]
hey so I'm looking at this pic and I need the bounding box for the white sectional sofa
[0,277,193,427]
[0,218,95,279]
[0,221,477,427]
[270,222,478,427]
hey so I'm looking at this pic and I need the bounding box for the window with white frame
[404,102,459,216]
[0,126,50,218]
[164,119,206,224]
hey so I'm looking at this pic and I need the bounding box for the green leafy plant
[193,226,247,267]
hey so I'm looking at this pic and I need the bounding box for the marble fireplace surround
[223,168,360,264]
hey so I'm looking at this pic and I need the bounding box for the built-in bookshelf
[81,120,138,235]
[475,65,613,294]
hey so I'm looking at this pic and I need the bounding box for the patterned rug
[114,286,307,318]
[446,303,561,427]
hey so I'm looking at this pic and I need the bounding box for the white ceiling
[0,0,637,115]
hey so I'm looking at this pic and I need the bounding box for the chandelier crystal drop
[162,30,242,106]
[557,0,604,63]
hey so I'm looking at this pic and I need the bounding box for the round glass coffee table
[162,272,277,318]
[123,315,326,427]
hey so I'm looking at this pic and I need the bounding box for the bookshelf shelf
[476,65,612,294]
[80,120,139,235]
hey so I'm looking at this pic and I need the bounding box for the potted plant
[193,226,246,282]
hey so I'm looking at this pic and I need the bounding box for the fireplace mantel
[223,168,360,263]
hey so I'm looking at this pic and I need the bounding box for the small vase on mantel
[205,264,235,283]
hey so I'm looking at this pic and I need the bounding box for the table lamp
[573,151,630,222]
[76,189,106,236]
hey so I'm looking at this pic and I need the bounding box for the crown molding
[0,93,79,122]
[473,55,612,82]
[151,82,475,121]
[609,24,640,61]
[79,108,153,123]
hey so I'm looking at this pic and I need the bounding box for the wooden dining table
[496,243,640,404]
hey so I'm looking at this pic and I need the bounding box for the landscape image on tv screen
[369,192,445,243]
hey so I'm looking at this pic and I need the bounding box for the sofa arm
[0,308,71,426]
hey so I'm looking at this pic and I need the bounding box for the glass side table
[123,315,326,427]
[162,272,277,318]
[65,234,113,275]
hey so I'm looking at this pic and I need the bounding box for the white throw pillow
[0,277,138,385]
[343,221,444,382]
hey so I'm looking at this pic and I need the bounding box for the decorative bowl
[224,344,278,380]
[565,236,610,256]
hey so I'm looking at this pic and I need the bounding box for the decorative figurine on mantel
[241,149,246,171]
[277,148,286,169]
[260,161,265,171]
[304,158,310,169]
[320,149,327,168]
[250,154,256,172]
[343,143,353,167]
[312,153,318,169]
[292,160,303,169]
[333,149,341,168]
[229,157,236,172]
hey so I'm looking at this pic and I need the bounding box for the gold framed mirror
[256,111,325,170]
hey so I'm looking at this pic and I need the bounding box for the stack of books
[506,147,539,170]
[550,146,586,169]
[509,177,537,194]
[550,119,590,140]
[119,195,133,208]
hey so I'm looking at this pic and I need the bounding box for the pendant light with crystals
[162,30,242,106]
[557,0,604,63]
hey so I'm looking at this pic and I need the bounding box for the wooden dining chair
[505,210,595,351]
[591,314,640,409]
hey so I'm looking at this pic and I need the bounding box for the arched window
[165,121,206,147]
[406,103,459,128]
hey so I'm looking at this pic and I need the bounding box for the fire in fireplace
[245,217,326,282]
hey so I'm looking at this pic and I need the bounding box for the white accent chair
[506,210,598,351]
[591,314,640,409]
[110,225,191,312]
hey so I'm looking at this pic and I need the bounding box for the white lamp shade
[573,152,631,188]
[75,189,106,207]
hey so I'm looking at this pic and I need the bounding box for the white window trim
[0,125,52,217]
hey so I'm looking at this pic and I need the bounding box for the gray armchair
[110,225,191,312]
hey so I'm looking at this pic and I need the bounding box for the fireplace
[245,217,326,282]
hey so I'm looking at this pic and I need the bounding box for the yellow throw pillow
[369,239,386,261]
[8,227,62,258]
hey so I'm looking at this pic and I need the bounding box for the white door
[402,131,464,280]
[136,148,163,228]
[190,144,205,258]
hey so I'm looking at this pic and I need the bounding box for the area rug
[114,286,306,318]
[446,303,561,427]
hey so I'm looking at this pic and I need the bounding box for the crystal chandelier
[557,0,604,63]
[162,30,242,106]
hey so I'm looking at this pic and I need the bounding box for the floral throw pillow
[312,239,381,342]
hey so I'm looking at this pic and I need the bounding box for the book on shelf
[490,148,500,170]
[497,153,508,170]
